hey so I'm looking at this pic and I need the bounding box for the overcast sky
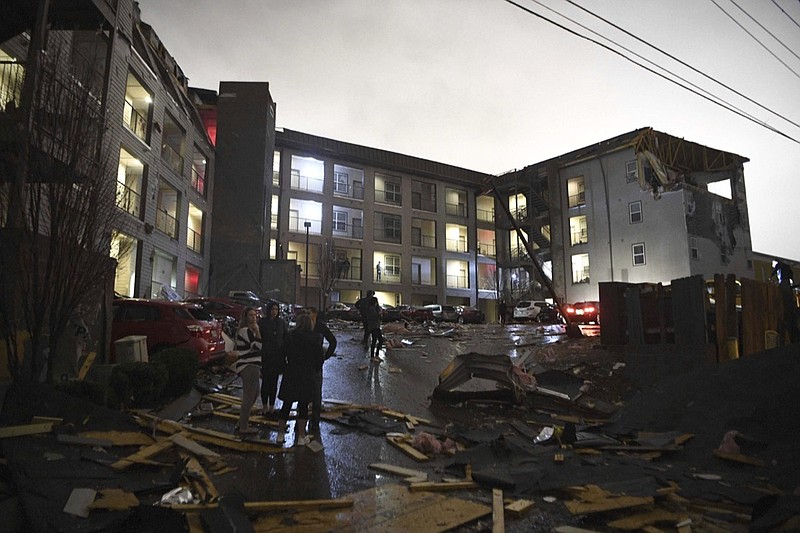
[137,0,799,261]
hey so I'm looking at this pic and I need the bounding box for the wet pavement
[191,322,570,503]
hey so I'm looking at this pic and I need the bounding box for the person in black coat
[275,312,322,446]
[307,307,337,432]
[258,301,288,414]
[355,290,375,347]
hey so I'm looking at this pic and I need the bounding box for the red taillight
[565,306,576,314]
[584,306,595,313]
[187,324,212,339]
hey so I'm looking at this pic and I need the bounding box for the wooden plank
[32,416,63,424]
[408,481,478,492]
[179,451,219,502]
[166,498,354,511]
[0,422,53,439]
[492,488,505,533]
[505,499,535,515]
[386,435,429,462]
[186,512,203,533]
[77,351,97,381]
[565,495,653,515]
[111,438,175,471]
[78,431,154,447]
[606,508,683,530]
[713,449,765,466]
[87,488,139,511]
[369,462,428,481]
[170,433,220,458]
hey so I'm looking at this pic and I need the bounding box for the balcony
[333,181,365,200]
[571,228,588,246]
[446,238,468,253]
[332,221,364,239]
[116,182,141,218]
[446,275,469,289]
[446,202,467,217]
[375,188,401,206]
[478,241,496,257]
[476,207,494,223]
[123,100,147,141]
[412,233,436,248]
[161,143,183,176]
[290,170,324,193]
[156,209,177,239]
[568,191,586,208]
[191,166,205,196]
[187,227,203,254]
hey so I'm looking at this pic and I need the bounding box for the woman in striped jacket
[228,306,262,434]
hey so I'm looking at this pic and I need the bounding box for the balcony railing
[446,275,469,289]
[288,214,321,234]
[446,238,468,253]
[572,267,590,284]
[412,197,436,212]
[375,270,401,283]
[412,233,436,248]
[476,207,494,222]
[512,205,528,222]
[156,209,178,239]
[445,202,467,217]
[332,220,364,239]
[187,227,203,253]
[411,276,435,287]
[116,182,141,218]
[375,188,402,205]
[161,143,184,175]
[568,191,586,208]
[191,167,205,196]
[374,227,401,244]
[478,241,496,257]
[290,171,324,193]
[570,228,588,246]
[123,100,147,141]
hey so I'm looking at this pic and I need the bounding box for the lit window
[571,253,589,284]
[567,176,585,208]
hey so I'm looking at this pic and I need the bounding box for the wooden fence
[599,274,788,362]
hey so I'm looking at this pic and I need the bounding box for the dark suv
[111,299,226,365]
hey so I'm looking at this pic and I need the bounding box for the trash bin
[114,335,148,363]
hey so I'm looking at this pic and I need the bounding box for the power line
[771,0,800,30]
[563,0,800,133]
[729,0,800,64]
[530,0,772,132]
[709,0,800,80]
[499,0,800,144]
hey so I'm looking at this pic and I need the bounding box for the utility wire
[709,0,800,80]
[499,0,800,144]
[564,0,800,132]
[530,0,768,132]
[729,0,800,63]
[771,0,800,30]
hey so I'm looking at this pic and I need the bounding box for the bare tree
[316,239,349,312]
[0,42,124,382]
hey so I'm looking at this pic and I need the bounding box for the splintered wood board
[251,483,490,532]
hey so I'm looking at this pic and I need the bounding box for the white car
[513,300,548,321]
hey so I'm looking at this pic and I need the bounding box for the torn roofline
[493,127,749,182]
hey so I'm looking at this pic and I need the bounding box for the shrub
[115,361,168,408]
[151,348,199,398]
[53,379,108,406]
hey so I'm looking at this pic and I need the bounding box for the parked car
[111,299,226,365]
[324,302,362,321]
[513,300,545,321]
[455,306,485,324]
[424,304,460,322]
[564,301,600,325]
[383,304,434,323]
[535,302,564,324]
[185,296,262,324]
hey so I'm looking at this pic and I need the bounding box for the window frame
[629,201,643,224]
[632,242,646,266]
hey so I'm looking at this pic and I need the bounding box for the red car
[185,297,263,324]
[455,306,485,324]
[111,299,226,365]
[383,304,434,323]
[564,301,600,325]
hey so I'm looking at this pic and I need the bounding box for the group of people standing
[225,302,336,446]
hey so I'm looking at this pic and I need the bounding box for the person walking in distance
[498,299,508,326]
[227,307,262,434]
[307,307,337,433]
[355,290,374,348]
[274,312,323,446]
[363,295,384,362]
[258,301,288,415]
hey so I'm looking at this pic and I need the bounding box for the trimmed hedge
[151,348,199,398]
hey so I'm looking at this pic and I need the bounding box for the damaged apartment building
[492,127,752,306]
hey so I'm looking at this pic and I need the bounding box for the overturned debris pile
[432,352,536,404]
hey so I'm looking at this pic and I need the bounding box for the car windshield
[186,307,214,321]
